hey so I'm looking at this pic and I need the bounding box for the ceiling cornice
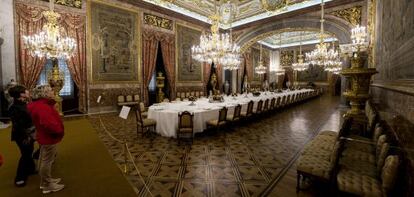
[233,0,365,31]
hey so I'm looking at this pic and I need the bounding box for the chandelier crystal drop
[305,0,338,69]
[191,6,241,70]
[255,44,267,75]
[23,0,76,59]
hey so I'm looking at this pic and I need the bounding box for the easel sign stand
[119,106,131,173]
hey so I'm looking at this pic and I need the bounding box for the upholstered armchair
[241,101,254,119]
[177,111,194,144]
[135,106,156,137]
[227,104,242,123]
[206,107,228,133]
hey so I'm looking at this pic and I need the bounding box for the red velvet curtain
[15,3,47,89]
[203,63,211,93]
[142,30,159,104]
[160,34,175,100]
[60,13,87,112]
[243,52,252,82]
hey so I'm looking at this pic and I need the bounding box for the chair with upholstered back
[254,100,263,115]
[227,104,242,123]
[180,92,186,100]
[177,111,194,144]
[190,91,195,96]
[185,92,190,98]
[263,99,269,112]
[286,95,291,106]
[241,100,254,119]
[200,91,205,97]
[206,107,228,132]
[126,95,133,102]
[275,97,281,109]
[270,98,276,111]
[135,106,156,137]
[163,98,170,102]
[133,95,140,102]
[195,91,200,98]
[117,95,125,105]
[175,97,181,102]
[139,102,148,118]
[280,95,286,107]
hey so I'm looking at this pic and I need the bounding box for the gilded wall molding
[329,6,362,26]
[367,0,376,68]
[42,0,82,9]
[143,13,174,31]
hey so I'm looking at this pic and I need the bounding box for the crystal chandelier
[191,3,241,70]
[255,44,267,75]
[324,41,342,74]
[23,0,76,60]
[305,0,338,68]
[292,31,309,71]
[274,33,285,75]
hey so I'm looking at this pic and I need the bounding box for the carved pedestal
[341,54,377,129]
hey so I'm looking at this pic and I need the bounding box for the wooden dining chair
[270,98,276,111]
[177,111,194,144]
[286,95,291,106]
[276,96,281,109]
[206,107,228,133]
[227,104,242,123]
[263,99,269,113]
[241,100,254,119]
[139,102,148,118]
[253,100,263,115]
[135,106,156,137]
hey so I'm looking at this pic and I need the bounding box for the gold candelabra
[340,25,377,123]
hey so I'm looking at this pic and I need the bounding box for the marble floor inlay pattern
[89,96,341,197]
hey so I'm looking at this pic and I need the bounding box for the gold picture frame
[175,23,203,83]
[87,0,141,84]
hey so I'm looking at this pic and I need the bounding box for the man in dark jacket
[28,85,64,194]
[8,85,36,187]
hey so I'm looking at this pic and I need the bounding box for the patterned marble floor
[89,95,341,197]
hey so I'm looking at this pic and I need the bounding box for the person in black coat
[8,85,36,187]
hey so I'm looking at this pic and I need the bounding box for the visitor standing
[28,85,65,194]
[8,85,36,187]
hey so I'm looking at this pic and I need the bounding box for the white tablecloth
[147,89,314,138]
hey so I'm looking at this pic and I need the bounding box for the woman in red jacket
[28,85,64,194]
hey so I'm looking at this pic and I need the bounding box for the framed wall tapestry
[176,23,202,82]
[89,0,140,82]
[298,64,328,82]
[251,47,261,81]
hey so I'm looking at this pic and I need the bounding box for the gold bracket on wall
[329,6,362,26]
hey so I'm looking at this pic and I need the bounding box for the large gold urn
[156,72,165,103]
[340,53,377,121]
[48,58,64,116]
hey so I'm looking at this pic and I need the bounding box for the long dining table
[147,89,314,138]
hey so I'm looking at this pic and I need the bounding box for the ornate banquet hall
[0,0,413,196]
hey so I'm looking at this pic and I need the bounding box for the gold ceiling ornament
[42,0,82,9]
[329,6,362,26]
[143,13,173,30]
[261,0,290,13]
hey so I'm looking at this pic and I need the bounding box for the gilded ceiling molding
[239,27,336,53]
[143,13,174,31]
[329,6,362,26]
[41,0,82,9]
